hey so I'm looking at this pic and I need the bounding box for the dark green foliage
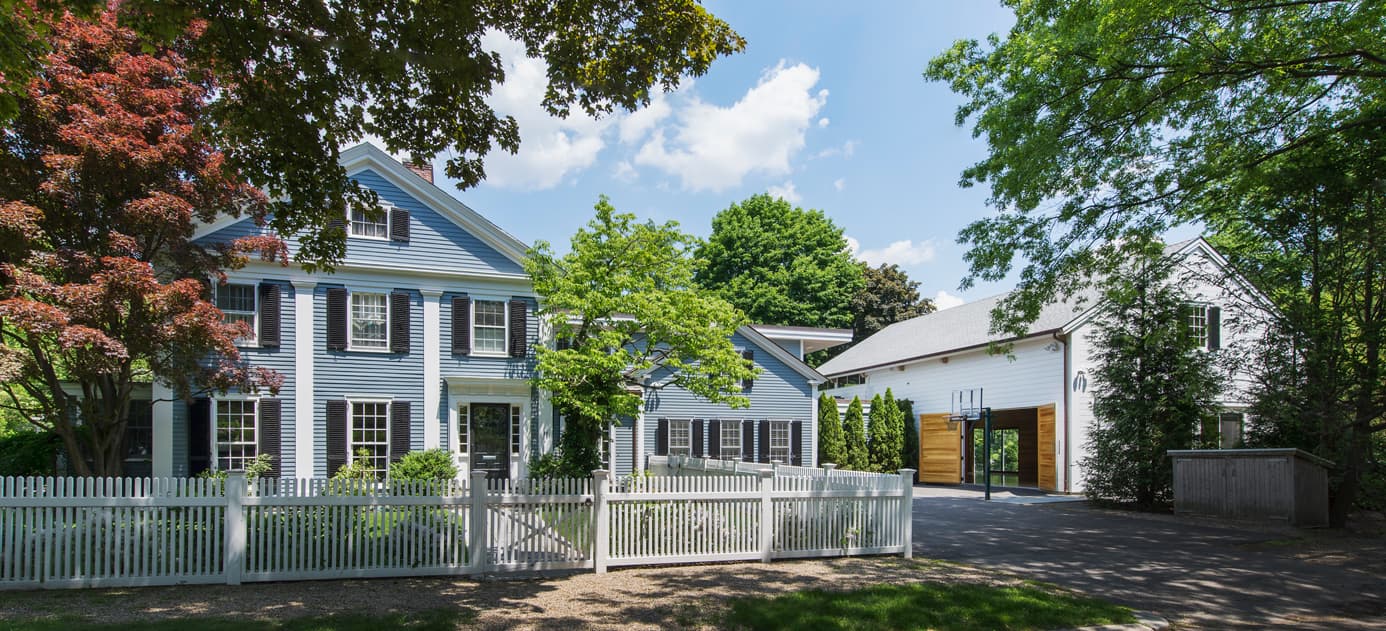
[899,398,918,480]
[817,393,847,467]
[842,397,869,471]
[851,264,935,342]
[868,390,904,473]
[695,194,864,330]
[333,448,379,482]
[0,431,60,476]
[388,449,458,482]
[1081,267,1225,510]
[723,581,1134,631]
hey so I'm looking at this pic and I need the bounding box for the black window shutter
[389,207,410,242]
[791,421,804,466]
[326,288,348,351]
[708,421,721,458]
[451,296,471,355]
[189,398,212,476]
[328,215,345,235]
[758,420,771,463]
[1208,306,1222,350]
[742,350,755,391]
[655,418,669,456]
[692,420,705,457]
[258,283,281,348]
[326,400,348,475]
[390,401,411,463]
[508,299,528,358]
[258,398,282,477]
[390,291,411,353]
[742,421,755,462]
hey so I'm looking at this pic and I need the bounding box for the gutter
[820,329,1062,378]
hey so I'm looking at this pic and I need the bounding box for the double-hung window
[1186,304,1209,348]
[473,300,507,354]
[668,419,692,456]
[351,292,389,349]
[348,204,390,239]
[216,283,257,343]
[769,421,791,463]
[215,399,258,471]
[720,420,742,460]
[350,401,391,476]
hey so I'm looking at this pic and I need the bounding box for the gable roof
[817,237,1248,377]
[738,325,828,384]
[193,143,532,268]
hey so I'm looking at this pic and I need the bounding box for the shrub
[842,397,868,471]
[333,448,379,482]
[899,398,918,481]
[868,390,904,473]
[0,431,60,476]
[817,393,846,467]
[388,448,457,482]
[196,453,276,481]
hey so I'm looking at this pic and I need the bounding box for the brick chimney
[403,160,434,184]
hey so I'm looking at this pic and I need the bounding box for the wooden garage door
[919,413,962,484]
[1038,404,1057,491]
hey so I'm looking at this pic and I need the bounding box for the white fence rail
[0,465,913,590]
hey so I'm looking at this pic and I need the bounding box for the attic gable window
[1186,304,1208,348]
[215,283,257,342]
[348,204,390,239]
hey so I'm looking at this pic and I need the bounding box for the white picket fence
[0,465,914,589]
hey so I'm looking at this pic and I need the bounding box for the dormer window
[349,204,391,239]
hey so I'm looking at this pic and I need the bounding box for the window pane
[216,400,257,471]
[473,300,507,353]
[351,293,388,348]
[720,421,741,459]
[351,401,391,476]
[770,421,790,462]
[1186,304,1208,347]
[349,207,389,238]
[669,420,691,456]
[217,284,257,341]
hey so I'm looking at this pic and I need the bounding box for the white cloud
[815,140,857,160]
[933,290,966,310]
[634,61,828,191]
[767,180,801,203]
[833,178,846,192]
[818,117,830,127]
[618,91,674,145]
[612,160,638,183]
[479,32,612,190]
[848,238,938,267]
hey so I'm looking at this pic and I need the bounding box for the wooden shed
[1169,448,1332,527]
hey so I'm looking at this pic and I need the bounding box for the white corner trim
[423,292,442,449]
[294,283,316,478]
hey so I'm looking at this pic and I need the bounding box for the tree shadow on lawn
[723,582,1134,631]
[0,608,469,631]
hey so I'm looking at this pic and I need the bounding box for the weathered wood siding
[1037,404,1057,491]
[1170,449,1329,527]
[919,413,961,484]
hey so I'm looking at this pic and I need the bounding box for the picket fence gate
[0,466,914,590]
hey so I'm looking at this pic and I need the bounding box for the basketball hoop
[950,388,996,501]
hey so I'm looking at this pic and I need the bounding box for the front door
[470,403,512,479]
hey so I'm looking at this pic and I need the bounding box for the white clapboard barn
[817,238,1269,493]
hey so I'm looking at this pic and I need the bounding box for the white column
[634,404,645,473]
[809,384,820,468]
[292,279,316,478]
[152,380,174,478]
[422,289,443,449]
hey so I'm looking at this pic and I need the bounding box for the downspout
[1055,331,1071,494]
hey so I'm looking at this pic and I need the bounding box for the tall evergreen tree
[817,393,847,467]
[899,398,919,481]
[869,389,905,473]
[842,396,869,471]
[1081,265,1225,510]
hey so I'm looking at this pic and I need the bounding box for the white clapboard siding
[0,462,912,589]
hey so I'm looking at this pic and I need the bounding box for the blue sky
[431,2,1022,309]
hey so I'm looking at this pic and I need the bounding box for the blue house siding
[640,332,816,469]
[312,284,425,476]
[437,293,539,455]
[239,281,297,476]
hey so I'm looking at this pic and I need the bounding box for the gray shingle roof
[817,239,1201,377]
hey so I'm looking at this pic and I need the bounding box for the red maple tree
[0,7,283,476]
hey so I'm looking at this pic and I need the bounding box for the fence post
[758,469,774,563]
[469,471,489,572]
[592,469,610,574]
[224,472,247,585]
[898,469,915,559]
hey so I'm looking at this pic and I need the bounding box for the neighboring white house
[817,238,1269,493]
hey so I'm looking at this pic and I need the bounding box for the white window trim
[719,419,742,460]
[769,419,792,464]
[348,289,392,353]
[1185,302,1211,350]
[668,419,693,457]
[470,296,510,358]
[347,201,393,241]
[214,281,259,348]
[210,394,261,472]
[347,397,393,476]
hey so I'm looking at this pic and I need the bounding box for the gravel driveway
[913,485,1386,629]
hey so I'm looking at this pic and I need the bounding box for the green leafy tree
[526,197,757,477]
[817,393,847,467]
[1,2,744,269]
[852,264,936,342]
[868,389,905,473]
[842,396,869,471]
[926,0,1386,525]
[1081,266,1225,510]
[899,398,918,481]
[695,194,864,330]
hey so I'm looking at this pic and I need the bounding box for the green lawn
[0,610,470,631]
[723,582,1135,631]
